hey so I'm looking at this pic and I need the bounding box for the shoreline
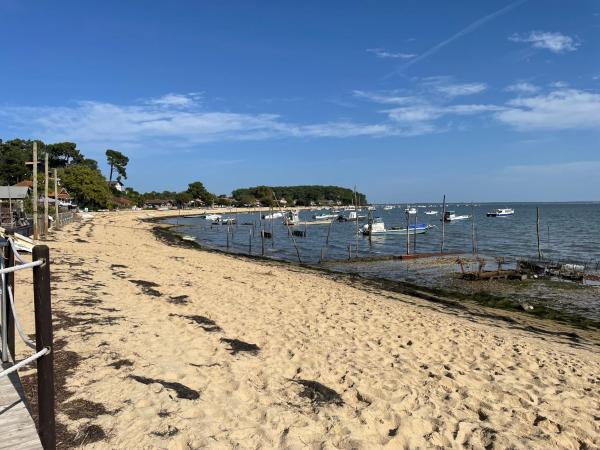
[153,219,600,335]
[13,210,600,449]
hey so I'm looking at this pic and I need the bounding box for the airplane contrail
[390,0,527,75]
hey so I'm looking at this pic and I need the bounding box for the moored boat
[442,211,471,222]
[262,212,284,220]
[361,218,433,235]
[487,208,514,217]
[424,210,438,215]
[313,213,338,220]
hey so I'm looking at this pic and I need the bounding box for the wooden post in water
[405,210,410,255]
[440,194,446,253]
[226,223,230,249]
[261,228,265,256]
[354,186,359,257]
[413,210,417,253]
[536,207,542,260]
[248,229,252,254]
[326,217,334,245]
[32,245,56,450]
[53,169,60,230]
[43,152,49,237]
[471,203,477,255]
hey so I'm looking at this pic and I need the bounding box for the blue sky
[1,0,599,202]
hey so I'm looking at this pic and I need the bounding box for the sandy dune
[13,210,600,449]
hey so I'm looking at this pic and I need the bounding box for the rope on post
[0,348,49,378]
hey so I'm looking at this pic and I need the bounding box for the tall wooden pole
[471,202,476,255]
[32,142,39,240]
[536,207,542,260]
[354,186,359,257]
[44,152,49,237]
[413,210,418,253]
[53,169,60,230]
[406,210,410,255]
[440,194,446,253]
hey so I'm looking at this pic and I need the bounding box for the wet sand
[13,210,600,449]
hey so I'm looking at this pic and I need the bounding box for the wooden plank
[0,363,43,450]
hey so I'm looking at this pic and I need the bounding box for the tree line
[0,139,132,209]
[232,185,367,207]
[1,138,368,210]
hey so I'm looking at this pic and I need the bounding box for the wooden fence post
[32,245,56,450]
[5,242,15,359]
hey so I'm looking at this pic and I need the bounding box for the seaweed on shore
[108,359,134,369]
[170,313,222,332]
[291,379,344,406]
[220,338,260,355]
[62,398,110,420]
[129,279,162,297]
[128,375,200,400]
[168,295,189,305]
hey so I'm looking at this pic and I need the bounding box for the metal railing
[1,238,55,450]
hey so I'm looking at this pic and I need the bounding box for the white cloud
[434,82,487,97]
[0,96,422,153]
[505,82,539,94]
[147,93,202,107]
[509,31,580,53]
[366,48,416,59]
[496,89,600,130]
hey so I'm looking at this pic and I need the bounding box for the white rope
[8,238,28,264]
[7,284,36,349]
[0,260,43,275]
[0,348,49,378]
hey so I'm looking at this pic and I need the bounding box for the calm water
[163,203,600,321]
[164,203,600,265]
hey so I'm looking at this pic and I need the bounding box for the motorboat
[284,210,300,225]
[338,210,366,222]
[213,217,236,225]
[383,205,394,210]
[262,212,284,220]
[442,211,471,222]
[404,207,417,215]
[367,206,376,211]
[203,214,222,221]
[424,210,438,215]
[361,218,433,235]
[313,213,338,220]
[487,208,514,217]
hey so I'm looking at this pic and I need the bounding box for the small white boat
[338,211,366,222]
[367,206,376,211]
[424,210,438,215]
[487,208,514,217]
[263,212,284,220]
[313,213,338,220]
[361,218,433,235]
[442,211,471,222]
[284,210,300,225]
[383,205,394,210]
[204,214,222,221]
[404,207,417,215]
[217,217,237,225]
[181,235,196,242]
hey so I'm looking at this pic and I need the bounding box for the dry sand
[13,210,600,449]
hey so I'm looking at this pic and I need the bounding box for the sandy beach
[13,211,600,449]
